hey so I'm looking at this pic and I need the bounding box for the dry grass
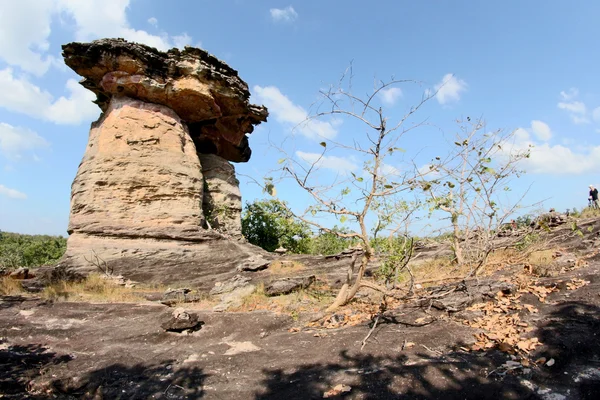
[42,273,146,303]
[231,280,334,316]
[400,247,558,286]
[579,207,600,218]
[267,260,306,275]
[0,276,26,296]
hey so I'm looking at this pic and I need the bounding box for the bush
[241,199,311,253]
[0,231,66,272]
[307,226,356,255]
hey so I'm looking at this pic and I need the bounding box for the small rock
[264,276,315,296]
[161,288,202,306]
[9,268,34,280]
[237,258,270,272]
[212,284,256,312]
[546,358,555,367]
[160,309,203,332]
[274,246,287,255]
[210,275,251,295]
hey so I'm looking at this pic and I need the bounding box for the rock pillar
[69,97,204,237]
[57,38,269,286]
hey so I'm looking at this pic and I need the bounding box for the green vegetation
[0,231,66,271]
[242,199,354,255]
[241,199,311,253]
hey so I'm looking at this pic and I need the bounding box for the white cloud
[433,73,467,105]
[45,79,99,124]
[270,6,298,23]
[511,123,600,174]
[530,120,552,141]
[513,127,530,142]
[253,85,339,140]
[56,0,173,51]
[296,151,358,175]
[418,164,440,177]
[0,0,197,77]
[0,184,27,200]
[0,0,56,76]
[172,33,192,49]
[557,101,586,115]
[379,163,400,176]
[525,143,600,174]
[0,123,49,160]
[378,87,402,106]
[592,106,600,123]
[560,88,579,101]
[0,69,99,124]
[557,88,590,124]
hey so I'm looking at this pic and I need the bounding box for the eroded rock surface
[62,39,267,162]
[59,38,269,285]
[68,96,204,237]
[200,154,242,236]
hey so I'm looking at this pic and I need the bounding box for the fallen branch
[360,314,380,351]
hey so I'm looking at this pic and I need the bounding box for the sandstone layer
[200,154,243,237]
[59,39,269,285]
[62,39,268,162]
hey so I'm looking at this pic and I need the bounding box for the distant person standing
[589,185,599,209]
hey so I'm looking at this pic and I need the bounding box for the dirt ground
[2,225,600,399]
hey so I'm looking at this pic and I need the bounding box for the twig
[421,344,442,356]
[360,314,380,351]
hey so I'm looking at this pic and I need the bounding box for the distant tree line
[0,231,67,271]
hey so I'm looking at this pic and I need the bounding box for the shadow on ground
[0,341,71,397]
[255,348,532,399]
[0,340,207,399]
[52,362,208,399]
[532,301,600,399]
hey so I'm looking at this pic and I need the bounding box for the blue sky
[1,0,600,236]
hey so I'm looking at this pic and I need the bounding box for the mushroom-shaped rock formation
[59,39,270,287]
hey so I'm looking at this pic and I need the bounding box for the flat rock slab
[2,262,600,399]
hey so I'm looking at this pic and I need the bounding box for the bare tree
[415,117,531,276]
[277,71,435,311]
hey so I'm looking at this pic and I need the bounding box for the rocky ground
[2,221,600,399]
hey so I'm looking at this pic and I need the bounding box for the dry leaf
[323,384,351,398]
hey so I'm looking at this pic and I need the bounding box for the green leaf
[319,141,327,148]
[264,183,277,196]
[340,215,348,223]
[277,158,286,164]
[384,184,393,189]
[356,177,364,182]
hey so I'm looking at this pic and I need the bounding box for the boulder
[264,276,316,297]
[210,275,252,296]
[8,268,34,280]
[161,288,202,306]
[422,279,516,312]
[212,284,256,312]
[531,212,568,229]
[161,308,203,332]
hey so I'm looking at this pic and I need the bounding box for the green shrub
[307,226,356,255]
[241,199,311,253]
[0,231,66,271]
